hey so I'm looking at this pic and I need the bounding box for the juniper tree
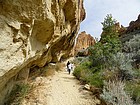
[89,14,121,69]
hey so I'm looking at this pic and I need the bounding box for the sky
[79,0,140,39]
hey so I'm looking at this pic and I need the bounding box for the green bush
[133,68,140,79]
[73,65,83,80]
[80,68,92,83]
[73,60,103,88]
[125,81,140,104]
[73,60,92,80]
[89,71,103,88]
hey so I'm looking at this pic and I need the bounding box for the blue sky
[79,0,140,39]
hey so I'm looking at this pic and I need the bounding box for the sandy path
[22,65,100,105]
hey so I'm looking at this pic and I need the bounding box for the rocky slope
[72,31,95,56]
[0,0,85,104]
[126,14,140,33]
[121,14,140,69]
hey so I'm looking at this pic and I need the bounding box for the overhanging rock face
[0,0,85,104]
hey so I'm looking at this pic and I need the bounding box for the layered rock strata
[0,0,85,104]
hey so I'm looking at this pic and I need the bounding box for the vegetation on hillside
[73,14,140,105]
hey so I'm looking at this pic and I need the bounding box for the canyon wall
[0,0,85,104]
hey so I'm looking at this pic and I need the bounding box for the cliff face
[0,0,85,104]
[72,31,95,56]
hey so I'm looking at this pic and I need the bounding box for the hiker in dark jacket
[67,61,70,71]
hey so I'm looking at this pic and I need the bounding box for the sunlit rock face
[0,0,85,104]
[72,31,96,56]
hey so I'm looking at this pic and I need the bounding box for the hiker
[67,61,72,74]
[71,63,74,71]
[68,63,72,74]
[67,61,70,71]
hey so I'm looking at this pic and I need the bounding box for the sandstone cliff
[0,0,85,104]
[72,31,96,56]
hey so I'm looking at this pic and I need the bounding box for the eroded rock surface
[0,0,85,104]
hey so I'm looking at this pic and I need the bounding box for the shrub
[89,71,103,88]
[101,80,133,105]
[125,81,140,104]
[80,68,93,83]
[73,65,83,80]
[73,60,103,88]
[123,34,140,53]
[133,68,140,79]
[108,52,134,80]
[123,34,140,69]
[73,60,92,80]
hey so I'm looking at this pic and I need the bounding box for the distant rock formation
[121,14,140,42]
[126,14,140,33]
[0,0,85,104]
[115,23,127,36]
[72,31,96,56]
[119,14,140,38]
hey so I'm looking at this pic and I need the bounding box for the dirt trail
[22,63,100,105]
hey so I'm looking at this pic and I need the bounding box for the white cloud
[79,0,140,38]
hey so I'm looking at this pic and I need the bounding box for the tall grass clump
[6,83,31,105]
